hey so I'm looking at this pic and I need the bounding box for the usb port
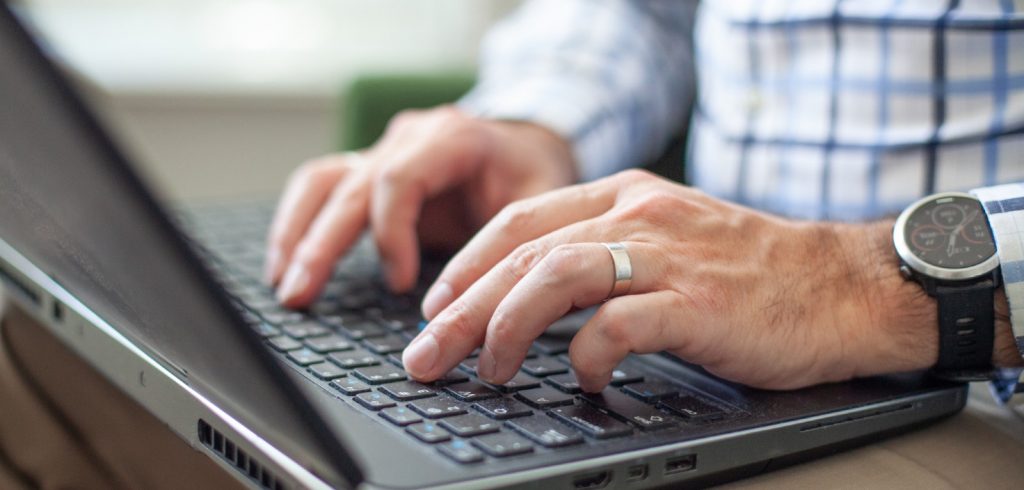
[572,471,610,489]
[665,454,696,475]
[626,464,648,482]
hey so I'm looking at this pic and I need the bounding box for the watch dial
[904,196,996,269]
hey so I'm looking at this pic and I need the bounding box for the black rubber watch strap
[934,280,995,372]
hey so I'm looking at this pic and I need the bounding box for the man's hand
[265,106,575,307]
[404,170,1021,393]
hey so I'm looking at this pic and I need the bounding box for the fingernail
[403,333,440,378]
[421,282,453,319]
[276,263,309,303]
[263,247,281,285]
[477,346,497,381]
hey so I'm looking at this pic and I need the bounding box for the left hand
[402,169,940,392]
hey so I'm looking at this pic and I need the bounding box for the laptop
[0,4,968,489]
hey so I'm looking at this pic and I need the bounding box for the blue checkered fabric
[460,0,1024,397]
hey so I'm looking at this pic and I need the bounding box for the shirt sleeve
[458,0,698,182]
[971,182,1024,402]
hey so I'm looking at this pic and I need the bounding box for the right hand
[265,105,576,309]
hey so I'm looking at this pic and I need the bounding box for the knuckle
[615,191,689,225]
[539,244,583,280]
[494,199,537,233]
[438,303,479,342]
[614,168,657,185]
[487,310,518,347]
[376,162,409,187]
[594,304,633,346]
[291,158,337,186]
[505,242,545,280]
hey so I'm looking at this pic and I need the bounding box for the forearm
[838,220,1022,377]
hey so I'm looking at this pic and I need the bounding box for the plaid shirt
[460,0,1024,397]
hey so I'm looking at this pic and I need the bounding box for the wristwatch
[893,192,1001,380]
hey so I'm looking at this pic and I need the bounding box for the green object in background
[339,73,476,151]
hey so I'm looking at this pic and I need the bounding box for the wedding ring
[602,242,633,299]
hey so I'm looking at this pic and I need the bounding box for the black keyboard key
[444,382,501,402]
[267,335,302,352]
[328,350,380,369]
[304,335,353,353]
[658,396,725,421]
[253,322,280,338]
[406,422,451,444]
[352,365,408,385]
[363,334,408,355]
[472,398,533,420]
[307,362,347,380]
[439,414,501,437]
[338,320,387,340]
[581,389,674,430]
[515,387,575,409]
[282,321,330,339]
[355,391,397,410]
[622,381,680,402]
[286,348,326,366]
[331,377,371,396]
[550,405,633,439]
[408,398,468,419]
[432,370,470,386]
[544,373,581,394]
[609,368,644,386]
[520,358,569,377]
[506,416,583,448]
[437,440,484,464]
[486,373,541,393]
[459,357,481,374]
[380,406,422,426]
[532,336,571,355]
[380,381,437,401]
[261,311,305,325]
[471,432,533,457]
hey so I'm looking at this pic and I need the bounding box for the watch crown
[899,265,913,280]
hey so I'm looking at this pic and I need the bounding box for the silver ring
[602,242,633,299]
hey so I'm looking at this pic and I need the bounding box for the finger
[370,138,485,293]
[478,241,663,384]
[569,290,704,393]
[421,180,617,319]
[276,167,373,307]
[404,216,601,381]
[264,160,349,284]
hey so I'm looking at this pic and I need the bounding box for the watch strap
[934,280,995,372]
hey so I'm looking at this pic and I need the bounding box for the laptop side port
[626,464,648,482]
[572,470,611,489]
[665,454,697,475]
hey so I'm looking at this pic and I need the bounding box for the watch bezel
[893,191,1000,281]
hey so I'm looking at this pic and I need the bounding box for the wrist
[486,119,577,185]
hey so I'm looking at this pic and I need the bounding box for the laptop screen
[0,4,359,486]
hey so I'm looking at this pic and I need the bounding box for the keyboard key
[471,432,533,457]
[331,378,371,396]
[406,422,451,444]
[609,368,644,386]
[408,398,468,419]
[437,440,484,464]
[307,362,347,380]
[352,365,407,385]
[282,321,330,339]
[444,382,501,402]
[550,405,633,439]
[506,416,583,448]
[459,357,481,374]
[439,414,501,437]
[622,381,680,403]
[581,389,674,430]
[380,406,422,426]
[304,335,353,353]
[658,396,725,421]
[515,387,575,409]
[338,320,387,340]
[363,334,408,355]
[286,348,326,366]
[380,381,437,401]
[532,336,571,355]
[520,358,569,377]
[252,322,280,338]
[355,391,397,410]
[261,311,305,325]
[432,370,470,386]
[267,335,302,352]
[486,373,541,393]
[327,350,379,369]
[544,373,581,394]
[472,398,533,420]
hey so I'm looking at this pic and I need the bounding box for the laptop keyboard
[179,203,735,465]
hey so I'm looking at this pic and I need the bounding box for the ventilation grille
[198,419,287,490]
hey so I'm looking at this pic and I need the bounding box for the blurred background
[15,0,520,201]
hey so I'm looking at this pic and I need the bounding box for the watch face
[903,195,996,269]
